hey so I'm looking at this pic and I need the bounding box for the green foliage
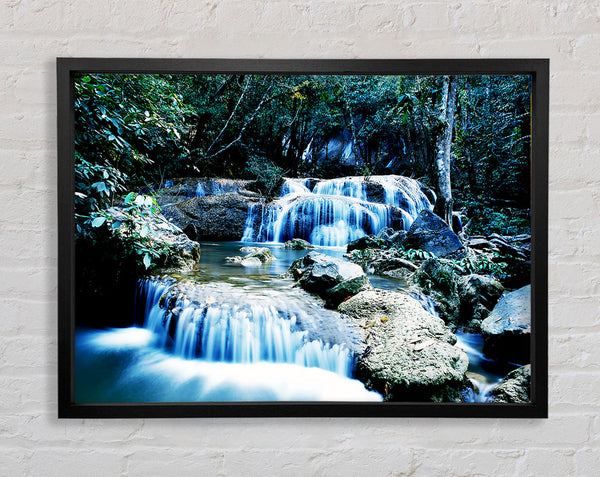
[73,72,531,241]
[90,193,182,270]
[453,75,531,208]
[75,153,128,234]
[439,252,507,279]
[462,199,530,235]
[75,74,194,184]
[245,155,285,199]
[414,261,458,295]
[395,248,437,262]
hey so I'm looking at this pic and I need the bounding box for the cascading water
[139,278,356,377]
[411,291,507,403]
[242,175,434,247]
[195,182,206,197]
[193,179,239,197]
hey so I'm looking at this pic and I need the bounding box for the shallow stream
[76,241,510,403]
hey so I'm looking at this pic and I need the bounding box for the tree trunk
[434,75,458,226]
[189,76,234,152]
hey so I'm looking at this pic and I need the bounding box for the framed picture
[58,58,548,418]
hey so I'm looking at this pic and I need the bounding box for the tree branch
[205,76,252,156]
[203,79,274,160]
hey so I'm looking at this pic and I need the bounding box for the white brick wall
[1,0,598,475]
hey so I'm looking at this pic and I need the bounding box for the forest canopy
[74,72,531,235]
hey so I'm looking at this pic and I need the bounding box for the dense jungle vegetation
[74,72,531,237]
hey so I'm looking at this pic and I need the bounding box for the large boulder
[410,258,462,327]
[338,289,469,401]
[481,285,531,363]
[346,228,407,253]
[410,258,504,330]
[489,364,531,403]
[403,209,466,258]
[162,193,257,241]
[346,235,383,252]
[226,246,275,267]
[282,238,314,250]
[287,251,371,308]
[457,274,504,331]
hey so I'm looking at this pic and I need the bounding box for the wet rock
[481,285,531,363]
[346,229,407,253]
[457,274,504,331]
[372,257,418,274]
[338,289,469,401]
[324,275,372,309]
[468,237,496,251]
[282,238,314,250]
[226,246,275,266]
[489,364,531,403]
[162,193,258,241]
[381,268,414,280]
[347,235,383,252]
[410,258,462,327]
[409,258,504,331]
[376,227,407,246]
[287,251,371,308]
[240,246,275,263]
[240,257,262,267]
[403,209,467,258]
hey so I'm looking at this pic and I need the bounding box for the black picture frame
[57,58,548,418]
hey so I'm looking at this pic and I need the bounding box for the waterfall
[243,175,434,247]
[138,278,355,377]
[410,290,505,403]
[312,177,367,200]
[280,178,311,197]
[378,176,435,227]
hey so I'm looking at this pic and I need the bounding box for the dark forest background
[74,73,531,236]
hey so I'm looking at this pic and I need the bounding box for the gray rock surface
[162,193,258,241]
[226,246,275,266]
[410,258,462,326]
[403,209,466,258]
[481,285,531,363]
[489,364,531,403]
[287,251,371,308]
[282,238,314,250]
[410,259,504,330]
[346,235,383,252]
[338,289,469,401]
[457,274,504,331]
[240,246,275,263]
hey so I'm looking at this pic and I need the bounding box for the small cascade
[195,182,206,197]
[242,175,433,247]
[257,195,390,247]
[410,292,439,317]
[280,178,311,197]
[312,177,367,200]
[241,203,262,242]
[377,176,436,227]
[410,292,503,403]
[192,179,239,198]
[138,278,356,377]
[454,332,505,403]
